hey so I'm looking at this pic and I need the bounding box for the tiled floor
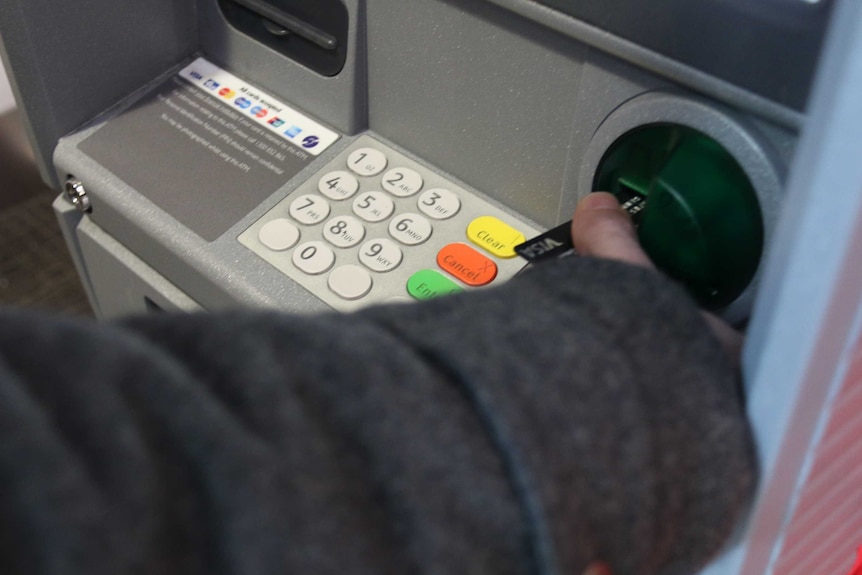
[0,111,93,316]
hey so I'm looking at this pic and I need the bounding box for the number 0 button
[292,241,335,275]
[347,148,388,177]
[389,213,433,246]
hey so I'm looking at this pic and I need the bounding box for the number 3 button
[418,188,460,219]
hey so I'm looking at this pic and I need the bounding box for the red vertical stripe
[772,338,862,575]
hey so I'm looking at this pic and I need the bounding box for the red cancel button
[437,243,498,287]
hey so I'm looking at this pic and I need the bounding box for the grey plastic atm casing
[4,1,862,574]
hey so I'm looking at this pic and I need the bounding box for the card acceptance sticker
[80,57,340,241]
[179,58,339,156]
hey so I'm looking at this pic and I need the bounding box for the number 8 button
[323,216,366,248]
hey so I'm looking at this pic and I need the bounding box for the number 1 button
[347,148,388,177]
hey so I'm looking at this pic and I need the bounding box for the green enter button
[407,270,464,301]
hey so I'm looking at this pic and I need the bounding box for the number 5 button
[418,188,460,219]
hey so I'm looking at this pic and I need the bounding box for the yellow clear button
[466,216,526,259]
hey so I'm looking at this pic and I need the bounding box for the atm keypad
[239,135,540,312]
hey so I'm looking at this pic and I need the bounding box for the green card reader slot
[594,124,764,311]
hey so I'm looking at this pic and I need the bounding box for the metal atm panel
[2,0,860,573]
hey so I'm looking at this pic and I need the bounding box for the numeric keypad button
[289,194,331,225]
[258,219,300,251]
[418,188,461,220]
[352,191,395,223]
[359,239,403,272]
[389,213,433,246]
[318,171,359,200]
[328,265,373,300]
[323,216,366,248]
[292,241,335,275]
[382,167,424,197]
[347,148,388,176]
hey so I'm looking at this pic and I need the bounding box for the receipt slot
[218,0,349,76]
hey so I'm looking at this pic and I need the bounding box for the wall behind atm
[0,62,15,114]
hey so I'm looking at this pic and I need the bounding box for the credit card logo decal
[179,57,339,156]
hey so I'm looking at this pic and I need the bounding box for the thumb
[571,192,654,269]
[573,193,744,367]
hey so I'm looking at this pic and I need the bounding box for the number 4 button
[318,171,359,200]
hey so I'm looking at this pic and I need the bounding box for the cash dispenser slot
[218,0,348,76]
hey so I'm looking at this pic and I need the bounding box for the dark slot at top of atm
[218,0,349,77]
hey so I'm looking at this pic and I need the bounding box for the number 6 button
[389,213,432,245]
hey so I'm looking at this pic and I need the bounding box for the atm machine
[1,0,860,573]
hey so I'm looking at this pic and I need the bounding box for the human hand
[571,192,743,367]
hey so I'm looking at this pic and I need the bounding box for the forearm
[0,256,755,575]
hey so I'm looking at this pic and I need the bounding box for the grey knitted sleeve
[0,256,755,575]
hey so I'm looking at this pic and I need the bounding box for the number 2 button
[382,167,423,197]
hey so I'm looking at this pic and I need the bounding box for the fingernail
[579,192,622,212]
